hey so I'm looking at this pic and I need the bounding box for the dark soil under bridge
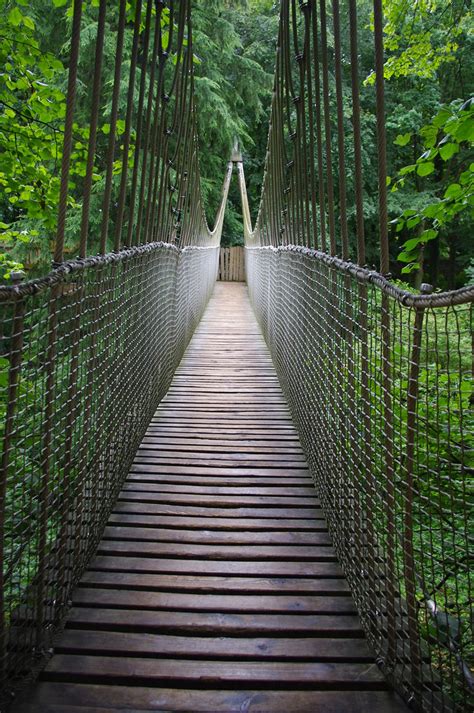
[14,283,408,713]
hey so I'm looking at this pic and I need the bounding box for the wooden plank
[145,428,299,437]
[121,483,317,496]
[132,456,307,468]
[117,491,318,507]
[72,589,355,613]
[107,513,327,530]
[135,449,306,463]
[96,541,337,561]
[113,503,325,519]
[67,608,364,635]
[166,392,286,398]
[138,441,304,455]
[126,474,313,486]
[89,556,344,577]
[129,464,310,477]
[43,656,387,688]
[80,571,349,594]
[43,654,386,690]
[14,684,409,713]
[54,631,371,660]
[102,526,332,545]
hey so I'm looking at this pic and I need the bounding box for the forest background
[0,0,472,289]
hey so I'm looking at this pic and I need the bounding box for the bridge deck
[15,283,407,712]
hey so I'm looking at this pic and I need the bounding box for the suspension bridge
[0,1,472,712]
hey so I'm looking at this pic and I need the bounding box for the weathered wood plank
[80,571,349,593]
[53,631,373,660]
[102,526,331,545]
[113,502,325,518]
[117,491,318,506]
[107,513,327,530]
[43,656,387,688]
[72,589,355,613]
[95,541,337,561]
[66,608,365,635]
[13,685,410,713]
[129,464,310,477]
[126,474,313,486]
[88,556,344,577]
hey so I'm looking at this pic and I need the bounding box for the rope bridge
[0,1,472,712]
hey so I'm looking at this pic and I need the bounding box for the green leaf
[420,124,438,148]
[432,108,452,128]
[444,183,462,199]
[421,228,438,242]
[422,203,442,219]
[394,133,411,147]
[453,116,474,142]
[416,162,435,177]
[439,143,459,161]
[53,0,68,6]
[398,250,418,263]
[23,15,35,30]
[401,263,420,274]
[8,7,23,26]
[403,238,422,252]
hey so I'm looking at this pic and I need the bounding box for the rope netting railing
[238,1,473,711]
[0,0,231,702]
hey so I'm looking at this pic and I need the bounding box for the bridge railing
[246,246,472,713]
[238,1,473,711]
[0,0,231,702]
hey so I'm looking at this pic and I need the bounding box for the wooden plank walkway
[15,283,408,712]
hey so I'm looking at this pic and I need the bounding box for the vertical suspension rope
[99,0,127,254]
[54,0,82,264]
[126,0,154,247]
[318,0,336,255]
[332,0,348,259]
[114,0,143,251]
[79,0,106,258]
[373,0,390,274]
[348,0,366,267]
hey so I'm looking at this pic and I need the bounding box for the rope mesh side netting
[238,1,473,712]
[0,0,231,701]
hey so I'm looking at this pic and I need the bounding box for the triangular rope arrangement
[0,1,472,711]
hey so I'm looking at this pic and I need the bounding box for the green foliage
[374,0,470,82]
[0,0,142,278]
[379,0,473,288]
[391,99,474,274]
[0,0,69,275]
